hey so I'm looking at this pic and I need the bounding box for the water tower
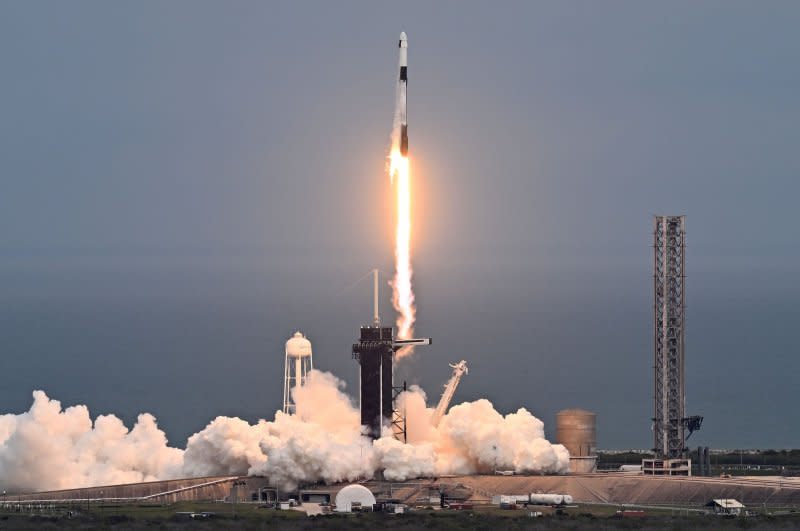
[556,409,597,473]
[283,331,313,414]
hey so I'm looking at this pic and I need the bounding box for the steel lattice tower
[653,215,686,458]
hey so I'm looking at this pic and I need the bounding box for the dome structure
[334,484,376,513]
[285,331,312,358]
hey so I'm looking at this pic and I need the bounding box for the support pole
[373,268,380,326]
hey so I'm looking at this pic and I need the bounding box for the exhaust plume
[0,371,568,493]
[0,391,182,492]
[389,149,416,353]
[389,32,416,355]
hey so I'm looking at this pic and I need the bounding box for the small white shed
[708,499,745,516]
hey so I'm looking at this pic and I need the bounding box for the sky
[1,1,798,450]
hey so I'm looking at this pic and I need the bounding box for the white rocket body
[398,32,408,156]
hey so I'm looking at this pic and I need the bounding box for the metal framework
[653,215,686,458]
[432,360,468,427]
[391,381,408,442]
[352,331,430,440]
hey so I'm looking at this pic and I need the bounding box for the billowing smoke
[0,391,183,492]
[0,371,568,493]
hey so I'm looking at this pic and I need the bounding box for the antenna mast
[373,268,380,326]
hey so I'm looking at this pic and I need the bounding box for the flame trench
[390,149,415,353]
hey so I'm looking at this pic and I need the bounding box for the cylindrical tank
[283,332,313,414]
[285,332,312,358]
[556,409,597,474]
[529,493,574,505]
[556,409,596,456]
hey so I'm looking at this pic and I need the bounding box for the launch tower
[352,270,430,439]
[352,325,395,439]
[651,216,702,469]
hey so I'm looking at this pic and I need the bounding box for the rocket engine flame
[390,31,416,355]
[389,148,415,353]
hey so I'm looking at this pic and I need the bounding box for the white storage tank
[529,493,574,505]
[283,331,313,414]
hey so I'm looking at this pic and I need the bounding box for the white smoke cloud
[375,436,436,481]
[393,386,569,476]
[0,371,568,493]
[181,417,270,478]
[434,400,570,475]
[250,371,376,490]
[0,391,182,492]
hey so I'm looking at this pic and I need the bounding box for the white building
[334,485,376,513]
[708,499,745,516]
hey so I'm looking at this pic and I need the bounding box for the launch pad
[351,271,430,440]
[352,326,430,440]
[12,473,800,509]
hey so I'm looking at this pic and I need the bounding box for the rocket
[398,32,408,156]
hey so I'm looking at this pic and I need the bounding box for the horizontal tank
[529,493,573,505]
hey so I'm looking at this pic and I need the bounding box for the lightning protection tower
[645,216,703,476]
[283,331,313,414]
[653,215,686,459]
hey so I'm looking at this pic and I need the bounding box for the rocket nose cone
[400,31,407,42]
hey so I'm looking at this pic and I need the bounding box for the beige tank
[556,409,597,474]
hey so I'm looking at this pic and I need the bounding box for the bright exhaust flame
[389,148,415,354]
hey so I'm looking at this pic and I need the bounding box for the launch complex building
[351,271,430,440]
[4,32,797,514]
[6,215,800,512]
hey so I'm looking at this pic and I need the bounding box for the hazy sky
[1,1,798,449]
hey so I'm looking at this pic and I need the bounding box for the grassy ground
[1,503,800,530]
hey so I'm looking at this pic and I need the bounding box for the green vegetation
[713,450,800,467]
[2,502,800,530]
[597,451,655,466]
[598,449,800,476]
